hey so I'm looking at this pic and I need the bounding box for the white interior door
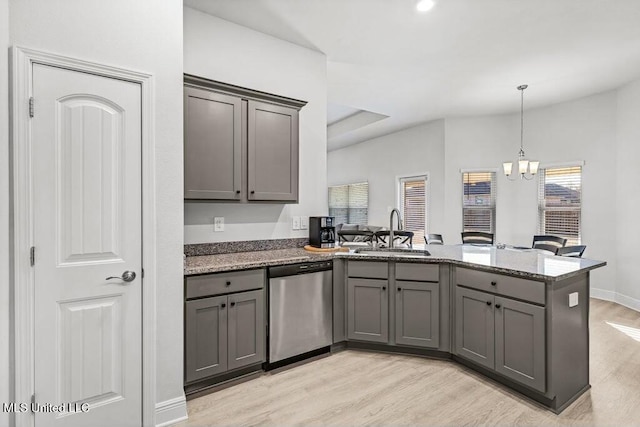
[32,63,142,427]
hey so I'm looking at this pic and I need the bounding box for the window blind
[400,177,427,243]
[328,182,368,225]
[462,171,496,234]
[538,166,582,245]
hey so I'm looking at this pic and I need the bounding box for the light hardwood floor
[180,299,640,426]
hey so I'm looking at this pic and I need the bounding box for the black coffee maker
[309,216,336,248]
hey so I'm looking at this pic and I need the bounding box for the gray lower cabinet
[184,86,242,201]
[227,290,265,370]
[347,278,389,343]
[494,295,546,392]
[455,286,546,393]
[185,290,265,384]
[247,100,299,202]
[395,280,439,349]
[185,295,228,383]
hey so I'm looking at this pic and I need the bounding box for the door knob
[106,271,137,282]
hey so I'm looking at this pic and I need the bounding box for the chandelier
[503,84,539,180]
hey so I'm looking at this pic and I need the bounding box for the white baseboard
[591,288,640,312]
[155,395,188,427]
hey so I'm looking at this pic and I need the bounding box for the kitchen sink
[353,247,431,257]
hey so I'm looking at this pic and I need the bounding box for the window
[399,176,427,243]
[462,171,496,234]
[328,182,368,225]
[538,166,582,245]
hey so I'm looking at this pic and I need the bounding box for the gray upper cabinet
[247,101,299,202]
[227,290,265,370]
[455,286,495,370]
[395,280,439,349]
[494,296,546,392]
[347,278,389,343]
[184,76,306,203]
[185,295,228,383]
[184,87,242,200]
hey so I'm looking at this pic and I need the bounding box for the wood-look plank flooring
[178,299,640,426]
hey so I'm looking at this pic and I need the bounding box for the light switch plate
[569,292,579,307]
[214,217,224,232]
[300,216,309,230]
[292,216,301,230]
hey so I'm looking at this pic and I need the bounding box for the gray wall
[7,0,186,421]
[1,0,10,424]
[183,7,328,244]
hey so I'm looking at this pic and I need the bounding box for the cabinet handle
[397,287,402,292]
[236,190,241,194]
[226,281,231,286]
[486,301,492,306]
[250,190,255,194]
[230,302,236,307]
[495,303,502,309]
[491,281,497,286]
[221,303,226,308]
[382,286,386,291]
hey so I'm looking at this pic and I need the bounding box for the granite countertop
[185,244,606,281]
[335,244,606,281]
[184,248,333,275]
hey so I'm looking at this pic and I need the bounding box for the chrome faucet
[389,208,403,249]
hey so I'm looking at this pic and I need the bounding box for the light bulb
[416,0,435,12]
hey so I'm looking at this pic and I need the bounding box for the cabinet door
[347,278,389,343]
[495,296,546,392]
[184,87,242,200]
[455,286,494,370]
[395,280,439,349]
[227,290,265,370]
[185,296,228,383]
[247,100,298,202]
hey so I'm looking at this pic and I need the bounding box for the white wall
[327,120,445,231]
[8,0,186,424]
[183,7,328,243]
[615,79,640,308]
[329,90,623,299]
[1,0,11,424]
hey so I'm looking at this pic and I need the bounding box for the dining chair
[532,235,567,250]
[424,234,444,245]
[556,245,587,258]
[375,230,414,246]
[461,231,494,245]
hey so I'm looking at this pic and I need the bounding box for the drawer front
[396,263,439,282]
[348,261,388,279]
[186,269,265,299]
[456,267,545,305]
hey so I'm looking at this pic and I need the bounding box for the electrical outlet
[569,292,579,307]
[214,217,224,232]
[300,216,309,230]
[292,216,301,230]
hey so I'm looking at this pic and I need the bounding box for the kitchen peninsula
[184,243,605,413]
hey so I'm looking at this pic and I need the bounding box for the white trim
[154,396,188,427]
[538,160,585,169]
[459,167,499,173]
[11,46,160,427]
[591,289,640,313]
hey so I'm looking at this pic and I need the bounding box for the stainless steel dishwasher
[268,260,333,365]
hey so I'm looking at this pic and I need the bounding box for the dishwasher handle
[268,261,333,278]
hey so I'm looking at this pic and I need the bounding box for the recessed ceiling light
[416,0,435,12]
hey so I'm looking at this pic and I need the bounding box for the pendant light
[503,84,539,180]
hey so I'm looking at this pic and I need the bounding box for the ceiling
[184,0,640,151]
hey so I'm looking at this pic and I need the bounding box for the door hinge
[141,268,144,279]
[29,97,34,118]
[30,393,35,407]
[30,246,35,266]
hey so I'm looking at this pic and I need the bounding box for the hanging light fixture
[503,84,539,180]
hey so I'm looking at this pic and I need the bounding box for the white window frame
[537,162,584,245]
[461,169,497,235]
[397,174,429,242]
